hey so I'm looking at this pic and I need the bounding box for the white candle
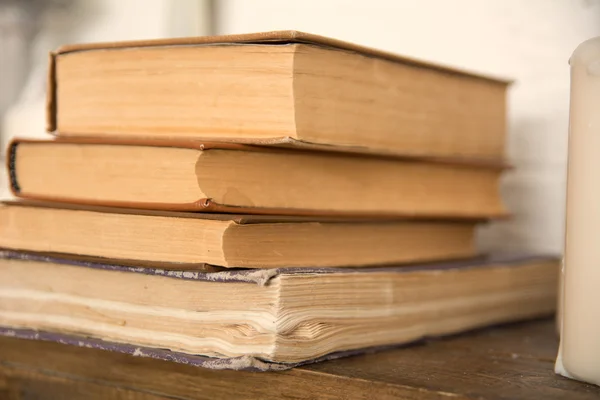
[556,36,600,385]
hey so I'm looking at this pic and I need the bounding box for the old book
[0,251,559,369]
[0,202,478,268]
[7,138,507,218]
[47,31,509,160]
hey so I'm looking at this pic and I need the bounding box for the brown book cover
[8,137,508,218]
[0,200,482,268]
[9,137,275,214]
[47,31,511,160]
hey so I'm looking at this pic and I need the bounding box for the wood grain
[0,367,167,400]
[0,319,597,400]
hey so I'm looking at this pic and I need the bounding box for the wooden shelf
[0,318,598,399]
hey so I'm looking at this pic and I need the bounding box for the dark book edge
[0,249,560,286]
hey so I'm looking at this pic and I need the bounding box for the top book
[47,30,510,159]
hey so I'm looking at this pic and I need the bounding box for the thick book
[0,251,558,370]
[47,30,510,160]
[7,138,507,218]
[0,201,478,268]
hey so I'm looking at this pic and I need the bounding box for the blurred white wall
[2,0,210,146]
[216,0,600,255]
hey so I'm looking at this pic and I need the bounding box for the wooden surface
[0,318,598,399]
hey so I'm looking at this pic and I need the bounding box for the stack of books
[0,31,558,371]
